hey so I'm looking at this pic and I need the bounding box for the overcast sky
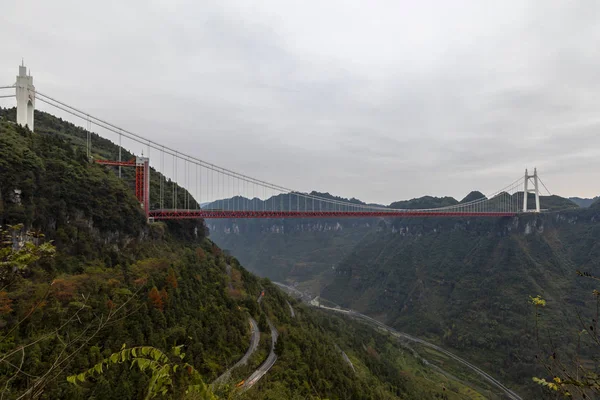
[1,0,599,204]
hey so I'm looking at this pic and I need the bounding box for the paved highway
[317,304,522,400]
[286,301,295,318]
[212,317,260,385]
[241,317,278,390]
[335,344,355,373]
[273,282,310,301]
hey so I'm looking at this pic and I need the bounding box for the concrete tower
[16,61,35,131]
[522,168,540,212]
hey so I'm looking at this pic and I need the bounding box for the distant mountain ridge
[569,196,599,208]
[207,191,591,398]
[1,107,495,399]
[207,190,578,213]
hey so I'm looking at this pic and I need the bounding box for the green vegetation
[0,108,494,398]
[209,191,597,398]
[238,282,483,400]
[322,212,600,397]
[68,345,216,399]
[531,272,600,398]
[569,196,599,208]
[389,196,458,210]
[209,218,374,287]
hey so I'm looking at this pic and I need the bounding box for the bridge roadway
[148,209,517,220]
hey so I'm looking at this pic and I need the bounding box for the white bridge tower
[523,168,540,213]
[16,61,35,131]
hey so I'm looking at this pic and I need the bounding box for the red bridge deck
[148,210,517,220]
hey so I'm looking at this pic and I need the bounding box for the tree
[0,224,55,288]
[149,287,164,311]
[275,334,284,356]
[0,291,12,314]
[196,248,206,263]
[67,344,216,400]
[532,272,600,398]
[167,268,178,289]
[258,313,269,333]
[0,225,142,398]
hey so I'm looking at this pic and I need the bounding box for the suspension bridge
[1,64,551,221]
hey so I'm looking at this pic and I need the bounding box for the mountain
[0,108,494,399]
[208,191,578,291]
[208,218,376,292]
[536,194,578,210]
[208,191,597,397]
[460,191,486,203]
[321,210,600,397]
[389,195,458,209]
[569,196,599,208]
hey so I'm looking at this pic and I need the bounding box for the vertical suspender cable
[160,146,164,209]
[118,131,122,178]
[173,153,177,210]
[147,141,151,209]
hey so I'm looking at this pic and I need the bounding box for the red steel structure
[96,157,150,218]
[25,87,539,222]
[95,156,519,221]
[95,157,521,221]
[148,210,517,220]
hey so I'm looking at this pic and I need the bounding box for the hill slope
[322,211,600,397]
[0,109,493,399]
[208,195,595,397]
[569,196,599,208]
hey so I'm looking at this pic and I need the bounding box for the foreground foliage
[532,272,600,398]
[68,345,216,400]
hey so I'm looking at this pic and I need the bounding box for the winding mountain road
[241,317,278,390]
[212,317,260,385]
[335,344,355,373]
[286,301,295,318]
[273,282,309,301]
[317,304,522,400]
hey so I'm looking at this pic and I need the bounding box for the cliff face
[210,209,600,396]
[209,218,377,284]
[322,210,600,393]
[208,207,591,284]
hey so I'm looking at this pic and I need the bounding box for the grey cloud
[1,0,599,204]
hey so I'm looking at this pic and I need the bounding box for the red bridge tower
[96,157,150,218]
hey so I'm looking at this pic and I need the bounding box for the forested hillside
[569,196,599,208]
[208,193,597,397]
[0,109,495,399]
[322,211,600,397]
[209,193,578,294]
[208,218,376,291]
